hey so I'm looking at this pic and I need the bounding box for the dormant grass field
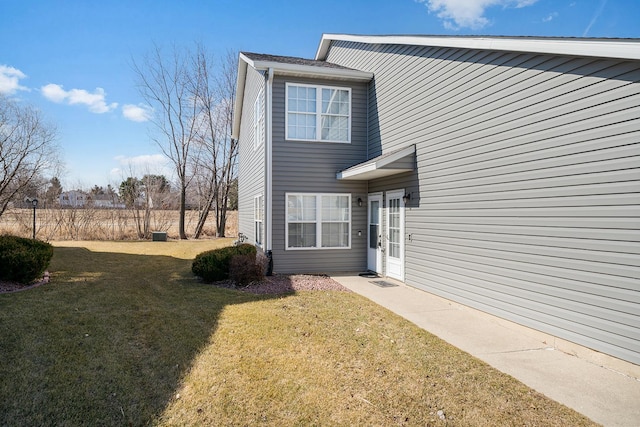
[0,208,238,240]
[0,240,596,426]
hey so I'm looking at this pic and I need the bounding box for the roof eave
[255,63,371,81]
[336,163,377,180]
[337,167,414,181]
[316,34,640,61]
[231,54,248,139]
[337,145,416,181]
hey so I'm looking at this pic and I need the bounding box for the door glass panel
[388,198,400,259]
[369,200,380,250]
[370,200,379,223]
[369,224,379,249]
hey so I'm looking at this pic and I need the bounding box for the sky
[1,0,638,190]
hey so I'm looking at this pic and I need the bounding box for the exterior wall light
[402,193,411,204]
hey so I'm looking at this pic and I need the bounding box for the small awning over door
[336,145,415,181]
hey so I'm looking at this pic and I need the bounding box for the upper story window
[286,83,351,143]
[254,89,264,149]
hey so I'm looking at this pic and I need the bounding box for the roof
[241,52,357,70]
[239,52,373,80]
[316,34,640,61]
[336,145,416,181]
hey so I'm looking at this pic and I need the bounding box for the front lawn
[0,240,596,426]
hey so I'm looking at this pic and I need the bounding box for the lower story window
[286,193,350,249]
[254,194,263,246]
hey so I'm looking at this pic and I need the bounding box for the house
[59,190,125,209]
[232,35,640,365]
[59,190,89,208]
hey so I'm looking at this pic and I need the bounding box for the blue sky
[1,0,638,189]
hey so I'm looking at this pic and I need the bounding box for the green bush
[192,244,257,283]
[0,235,54,284]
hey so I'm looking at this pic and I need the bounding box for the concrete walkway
[330,274,640,427]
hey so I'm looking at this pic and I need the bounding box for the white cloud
[40,83,118,113]
[122,103,153,122]
[112,154,172,178]
[417,0,539,30]
[41,83,67,102]
[0,65,28,94]
[543,11,558,22]
[114,154,167,168]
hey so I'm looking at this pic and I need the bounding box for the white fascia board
[238,52,257,68]
[232,54,249,139]
[316,34,640,61]
[242,53,373,81]
[337,166,414,181]
[337,162,378,180]
[337,145,415,180]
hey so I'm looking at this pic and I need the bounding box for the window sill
[285,246,351,251]
[284,138,351,144]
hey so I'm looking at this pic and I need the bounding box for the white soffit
[337,145,415,181]
[232,54,248,139]
[316,34,640,61]
[239,53,372,81]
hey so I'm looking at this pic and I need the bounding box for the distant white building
[59,191,125,209]
[59,190,88,208]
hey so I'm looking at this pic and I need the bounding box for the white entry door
[367,193,383,274]
[385,190,404,281]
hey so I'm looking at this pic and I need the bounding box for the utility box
[152,232,167,242]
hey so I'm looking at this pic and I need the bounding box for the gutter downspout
[265,68,274,275]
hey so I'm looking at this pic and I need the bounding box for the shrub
[0,235,54,284]
[255,251,269,276]
[229,254,265,287]
[192,243,257,283]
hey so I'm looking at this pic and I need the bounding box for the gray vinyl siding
[271,76,368,273]
[237,66,266,244]
[327,41,640,364]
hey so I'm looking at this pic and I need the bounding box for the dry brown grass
[0,208,237,240]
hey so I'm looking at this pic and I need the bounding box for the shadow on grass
[0,246,293,426]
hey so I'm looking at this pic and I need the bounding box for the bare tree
[132,45,199,239]
[134,44,238,239]
[190,49,238,238]
[0,96,59,219]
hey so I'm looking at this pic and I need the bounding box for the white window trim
[285,193,351,250]
[253,89,264,150]
[254,194,263,247]
[285,83,351,144]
